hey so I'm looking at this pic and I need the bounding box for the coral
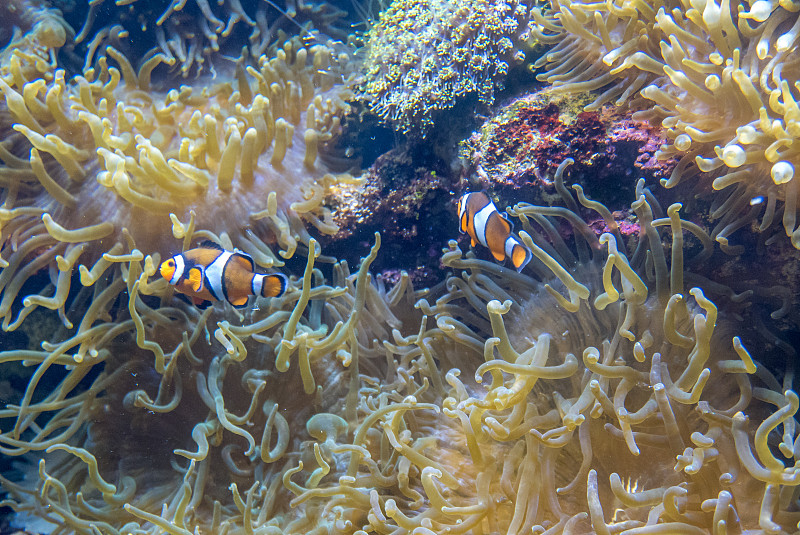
[0,17,359,331]
[357,0,535,137]
[531,0,800,249]
[461,90,676,211]
[324,146,455,283]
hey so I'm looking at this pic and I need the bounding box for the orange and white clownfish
[159,240,288,309]
[457,192,532,272]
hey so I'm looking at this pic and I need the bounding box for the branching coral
[531,0,800,249]
[0,19,360,332]
[357,0,535,137]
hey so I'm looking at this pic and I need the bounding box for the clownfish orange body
[159,240,288,309]
[457,192,532,272]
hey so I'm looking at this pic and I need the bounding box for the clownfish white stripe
[169,254,185,285]
[251,273,263,296]
[205,250,232,301]
[473,203,496,248]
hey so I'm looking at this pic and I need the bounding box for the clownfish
[457,192,532,272]
[159,240,288,309]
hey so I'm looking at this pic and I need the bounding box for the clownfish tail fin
[508,236,532,272]
[260,273,289,298]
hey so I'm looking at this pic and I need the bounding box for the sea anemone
[241,163,800,532]
[410,169,798,532]
[67,0,351,78]
[2,155,798,532]
[0,9,360,333]
[0,233,429,533]
[0,0,71,76]
[531,0,800,249]
[357,0,535,137]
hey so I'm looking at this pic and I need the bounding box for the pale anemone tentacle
[531,0,800,249]
[0,230,432,533]
[2,186,796,533]
[0,20,364,344]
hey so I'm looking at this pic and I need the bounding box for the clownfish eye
[168,260,175,267]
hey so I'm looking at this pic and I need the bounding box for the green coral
[358,0,535,137]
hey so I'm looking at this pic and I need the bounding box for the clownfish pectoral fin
[187,267,205,292]
[191,296,213,309]
[261,273,289,298]
[470,236,478,247]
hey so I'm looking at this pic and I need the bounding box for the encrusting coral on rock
[357,0,536,137]
[531,0,800,249]
[461,90,676,211]
[324,145,456,284]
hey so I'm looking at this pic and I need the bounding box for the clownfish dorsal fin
[199,239,224,250]
[501,211,514,231]
[187,266,205,292]
[232,249,255,271]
